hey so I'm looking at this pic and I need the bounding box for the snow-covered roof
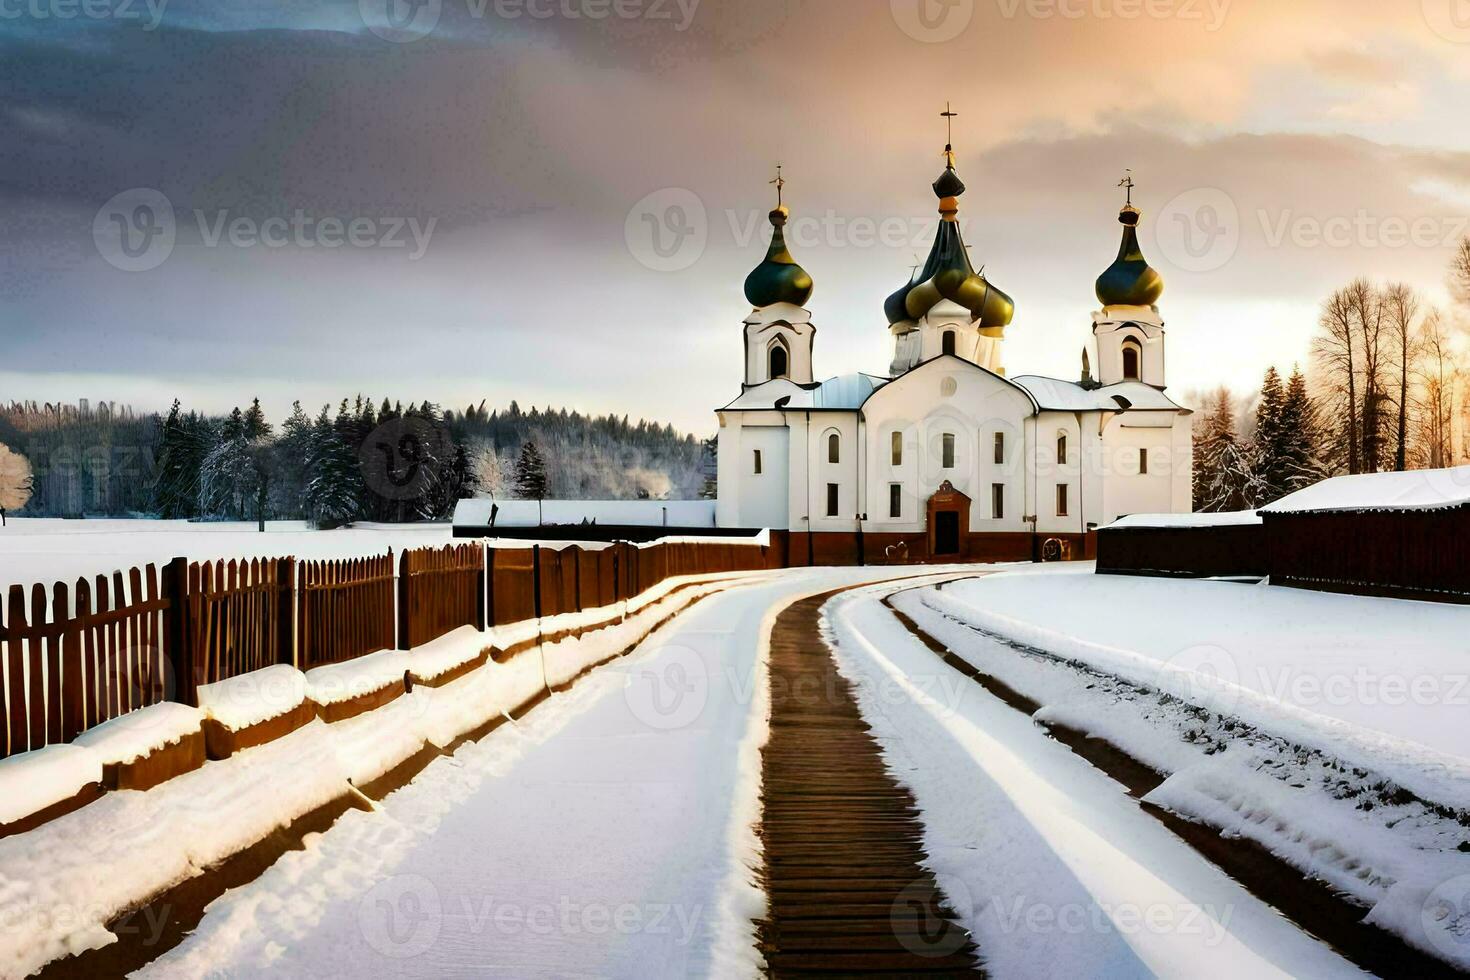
[720,373,889,412]
[454,499,717,528]
[1011,376,1190,413]
[1105,510,1262,530]
[1261,465,1470,514]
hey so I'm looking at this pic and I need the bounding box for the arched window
[1121,338,1142,381]
[941,330,957,357]
[941,433,956,469]
[827,432,840,464]
[768,340,789,380]
[1056,432,1068,465]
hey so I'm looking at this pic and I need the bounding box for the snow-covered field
[884,566,1470,971]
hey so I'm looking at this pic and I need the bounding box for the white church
[714,128,1192,563]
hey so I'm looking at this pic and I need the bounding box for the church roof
[744,170,813,308]
[1095,194,1164,308]
[1011,375,1189,413]
[719,373,889,412]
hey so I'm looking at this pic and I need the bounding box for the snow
[196,664,308,732]
[453,498,718,529]
[71,702,202,767]
[825,584,1366,978]
[1011,375,1190,413]
[718,373,887,412]
[892,568,1470,969]
[0,744,99,827]
[405,624,494,682]
[1106,510,1261,529]
[1261,464,1470,514]
[304,649,411,707]
[128,566,961,980]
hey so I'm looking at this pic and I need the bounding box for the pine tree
[1278,366,1326,495]
[1193,388,1251,512]
[153,400,210,518]
[1249,366,1288,504]
[304,404,364,528]
[242,398,272,441]
[514,441,548,501]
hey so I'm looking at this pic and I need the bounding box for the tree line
[0,397,712,523]
[1193,240,1470,511]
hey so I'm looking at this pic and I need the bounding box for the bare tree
[1413,310,1461,468]
[1381,283,1421,471]
[1451,236,1470,307]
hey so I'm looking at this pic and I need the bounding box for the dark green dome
[744,207,814,308]
[885,157,1013,329]
[1095,205,1164,307]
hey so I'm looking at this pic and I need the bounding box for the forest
[0,397,714,523]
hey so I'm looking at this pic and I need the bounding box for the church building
[714,123,1193,563]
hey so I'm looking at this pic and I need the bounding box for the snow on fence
[1,537,773,759]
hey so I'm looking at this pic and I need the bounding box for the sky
[2,0,1469,434]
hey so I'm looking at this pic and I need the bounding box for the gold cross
[941,102,959,168]
[770,164,785,208]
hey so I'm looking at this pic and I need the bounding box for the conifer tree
[514,441,548,501]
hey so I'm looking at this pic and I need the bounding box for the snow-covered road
[136,566,940,979]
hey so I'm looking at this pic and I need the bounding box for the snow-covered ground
[826,583,1366,978]
[127,566,959,979]
[888,567,1470,971]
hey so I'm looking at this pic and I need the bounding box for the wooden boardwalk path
[755,588,984,977]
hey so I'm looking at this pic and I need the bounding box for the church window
[889,483,901,518]
[1139,448,1149,474]
[1056,483,1069,517]
[991,483,1005,520]
[993,431,1005,465]
[941,433,956,469]
[752,449,762,474]
[891,431,903,466]
[1121,338,1142,381]
[769,340,789,380]
[942,330,956,356]
[826,483,839,517]
[827,432,840,464]
[1056,432,1068,465]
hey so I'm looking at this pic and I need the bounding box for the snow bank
[71,702,202,767]
[304,649,410,707]
[196,664,307,732]
[0,744,99,827]
[1105,511,1261,529]
[405,624,492,682]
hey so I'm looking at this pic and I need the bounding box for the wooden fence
[399,544,485,649]
[1095,523,1267,579]
[1265,506,1470,601]
[1,563,178,758]
[1,537,774,759]
[297,552,396,670]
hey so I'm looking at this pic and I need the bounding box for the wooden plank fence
[297,552,396,670]
[2,537,772,758]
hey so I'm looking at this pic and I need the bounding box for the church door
[934,511,960,556]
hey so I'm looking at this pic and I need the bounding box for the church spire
[744,165,814,308]
[1095,171,1164,308]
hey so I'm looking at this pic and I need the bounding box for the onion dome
[885,148,1014,330]
[1095,202,1164,307]
[744,204,813,308]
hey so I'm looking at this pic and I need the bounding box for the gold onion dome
[885,146,1013,330]
[1095,202,1164,307]
[744,203,814,308]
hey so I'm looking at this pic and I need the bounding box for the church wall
[1032,411,1085,536]
[801,412,863,534]
[1099,412,1189,523]
[718,417,791,530]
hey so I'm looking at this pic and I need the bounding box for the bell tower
[1093,172,1166,388]
[742,166,816,387]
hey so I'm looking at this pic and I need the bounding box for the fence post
[572,546,583,614]
[278,558,297,668]
[397,549,411,651]
[485,545,496,629]
[477,545,489,631]
[532,544,543,621]
[162,556,194,707]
